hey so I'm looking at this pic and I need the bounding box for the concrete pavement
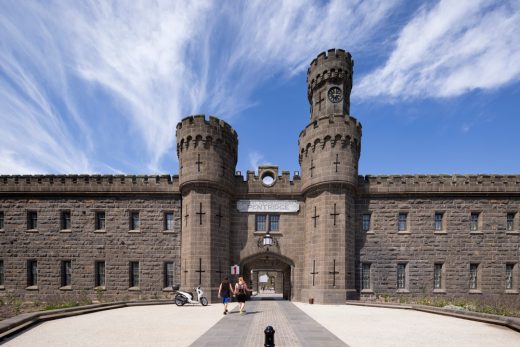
[2,298,519,346]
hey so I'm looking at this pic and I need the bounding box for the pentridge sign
[236,200,300,213]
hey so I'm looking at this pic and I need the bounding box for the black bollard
[264,325,275,347]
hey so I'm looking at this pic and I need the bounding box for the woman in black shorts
[234,276,252,315]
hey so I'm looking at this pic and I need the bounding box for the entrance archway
[240,252,294,300]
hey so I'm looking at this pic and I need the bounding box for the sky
[0,0,519,177]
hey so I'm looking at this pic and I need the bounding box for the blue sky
[1,0,519,176]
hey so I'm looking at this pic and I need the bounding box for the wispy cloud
[0,0,398,174]
[356,0,520,100]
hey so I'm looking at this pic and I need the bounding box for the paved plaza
[2,299,519,346]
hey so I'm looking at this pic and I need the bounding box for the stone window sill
[163,230,176,234]
[396,289,409,293]
[506,231,519,235]
[94,286,106,291]
[469,289,482,294]
[365,231,375,235]
[433,289,446,294]
[60,286,72,291]
[128,287,140,291]
[60,229,72,233]
[162,287,175,292]
[253,231,282,236]
[128,230,140,233]
[397,231,411,235]
[360,289,374,294]
[505,290,518,294]
[26,229,38,233]
[469,231,483,235]
[0,285,5,290]
[26,285,39,291]
[434,231,447,235]
[94,229,106,233]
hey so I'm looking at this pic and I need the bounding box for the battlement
[0,174,180,194]
[307,49,353,96]
[176,114,238,140]
[298,115,362,143]
[307,49,353,74]
[233,169,302,195]
[358,174,520,195]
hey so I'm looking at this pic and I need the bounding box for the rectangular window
[255,215,266,231]
[61,260,71,287]
[434,263,443,289]
[434,213,443,231]
[362,214,371,232]
[27,211,37,230]
[61,210,71,230]
[95,211,106,230]
[361,263,371,290]
[164,212,174,231]
[397,263,407,289]
[27,260,37,287]
[129,261,139,288]
[506,213,515,231]
[506,264,514,290]
[164,262,174,288]
[470,212,479,231]
[398,213,407,232]
[269,215,279,232]
[95,261,105,287]
[469,263,479,289]
[0,260,4,286]
[0,211,4,230]
[130,212,140,230]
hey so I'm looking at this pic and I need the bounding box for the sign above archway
[236,200,299,213]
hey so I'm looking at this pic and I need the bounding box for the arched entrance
[240,252,294,300]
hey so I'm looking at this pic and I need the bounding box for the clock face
[328,87,342,103]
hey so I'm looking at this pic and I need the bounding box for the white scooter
[175,286,208,306]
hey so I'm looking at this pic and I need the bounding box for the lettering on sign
[236,200,300,213]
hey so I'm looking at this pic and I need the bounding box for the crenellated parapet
[298,115,362,193]
[358,174,520,195]
[0,175,179,194]
[232,166,302,195]
[175,115,239,193]
[307,49,354,120]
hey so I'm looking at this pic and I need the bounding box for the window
[362,214,371,232]
[27,260,37,287]
[470,212,479,231]
[269,215,279,232]
[129,261,139,288]
[255,215,266,231]
[397,263,407,289]
[0,211,4,230]
[130,212,140,231]
[361,263,371,290]
[164,262,174,288]
[0,260,4,286]
[61,260,71,287]
[95,211,106,230]
[507,213,515,231]
[61,210,71,230]
[95,261,105,287]
[469,263,479,290]
[434,213,444,231]
[434,263,443,289]
[27,211,37,230]
[398,213,407,232]
[506,264,514,290]
[164,212,174,231]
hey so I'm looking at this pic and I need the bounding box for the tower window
[398,213,408,232]
[506,264,514,290]
[27,211,37,230]
[130,212,140,231]
[164,212,174,231]
[95,261,105,288]
[61,210,71,230]
[129,261,140,288]
[164,262,174,288]
[61,260,72,287]
[397,263,407,289]
[434,263,444,289]
[255,215,266,231]
[361,263,371,290]
[0,211,4,230]
[362,214,371,232]
[95,211,106,230]
[470,212,480,231]
[0,260,4,286]
[434,212,444,231]
[269,215,279,232]
[506,213,516,231]
[469,263,479,290]
[27,260,38,287]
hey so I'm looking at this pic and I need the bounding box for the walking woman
[234,276,253,315]
[217,277,234,315]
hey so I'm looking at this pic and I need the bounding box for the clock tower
[307,49,353,122]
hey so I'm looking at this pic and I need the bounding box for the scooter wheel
[200,297,208,306]
[175,297,186,306]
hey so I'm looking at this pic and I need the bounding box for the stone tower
[176,115,238,300]
[298,49,362,303]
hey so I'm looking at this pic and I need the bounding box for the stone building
[0,49,519,305]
